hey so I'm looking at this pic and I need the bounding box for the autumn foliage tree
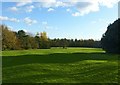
[39,32,50,49]
[1,25,18,50]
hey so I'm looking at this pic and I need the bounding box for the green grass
[2,48,119,83]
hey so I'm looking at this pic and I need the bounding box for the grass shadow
[3,52,118,67]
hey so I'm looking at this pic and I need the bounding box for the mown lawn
[2,48,119,83]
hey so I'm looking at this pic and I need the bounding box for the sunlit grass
[2,48,119,83]
[2,47,104,56]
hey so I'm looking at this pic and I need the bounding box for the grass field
[2,48,119,83]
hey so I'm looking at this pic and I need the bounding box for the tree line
[1,24,101,50]
[50,38,101,48]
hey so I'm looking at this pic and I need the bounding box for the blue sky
[0,0,119,40]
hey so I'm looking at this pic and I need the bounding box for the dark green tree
[101,18,120,53]
[17,30,31,49]
[35,33,41,49]
[60,38,68,48]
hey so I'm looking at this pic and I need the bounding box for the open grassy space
[2,48,119,83]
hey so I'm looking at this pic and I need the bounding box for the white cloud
[17,2,27,7]
[70,1,99,16]
[66,8,71,12]
[9,7,18,12]
[16,2,32,7]
[55,1,70,7]
[24,17,37,25]
[70,0,118,16]
[0,16,20,22]
[37,0,56,8]
[37,0,70,8]
[6,0,119,16]
[9,18,20,22]
[16,0,32,7]
[98,0,119,8]
[26,5,35,12]
[48,8,54,12]
[10,5,35,13]
[0,16,9,21]
[72,12,81,16]
[38,0,56,2]
[38,0,118,16]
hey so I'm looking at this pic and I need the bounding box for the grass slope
[2,48,119,83]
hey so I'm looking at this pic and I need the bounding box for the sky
[0,0,119,40]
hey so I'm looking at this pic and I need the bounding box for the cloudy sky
[0,0,119,40]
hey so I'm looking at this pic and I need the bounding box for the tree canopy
[101,18,120,54]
